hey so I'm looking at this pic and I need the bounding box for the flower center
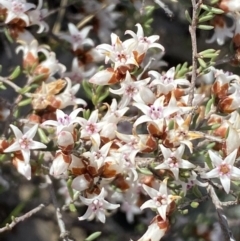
[162,75,173,84]
[167,156,179,168]
[86,123,98,134]
[12,2,24,15]
[154,194,167,206]
[72,34,82,43]
[219,163,231,175]
[92,199,103,211]
[125,84,137,97]
[58,114,70,126]
[19,137,32,149]
[149,105,163,119]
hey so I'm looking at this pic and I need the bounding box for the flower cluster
[2,1,240,241]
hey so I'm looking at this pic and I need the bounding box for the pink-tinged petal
[79,196,93,206]
[220,175,231,194]
[25,124,38,139]
[175,79,190,86]
[21,149,31,164]
[171,168,179,180]
[68,23,79,35]
[89,69,115,85]
[56,109,65,120]
[100,141,112,157]
[3,141,21,153]
[78,117,87,126]
[208,150,223,166]
[139,87,155,105]
[159,181,168,194]
[147,35,160,43]
[136,23,144,37]
[91,133,101,148]
[175,145,185,158]
[102,200,120,210]
[78,206,93,221]
[155,162,169,170]
[109,86,125,95]
[149,43,165,51]
[224,149,238,166]
[140,199,157,210]
[9,124,23,139]
[41,120,58,127]
[82,38,94,47]
[70,108,83,120]
[80,26,93,38]
[231,166,240,178]
[89,110,99,123]
[179,159,195,169]
[159,145,171,159]
[202,168,219,179]
[157,205,167,221]
[142,184,159,199]
[17,161,31,180]
[96,209,106,223]
[124,30,137,39]
[133,115,152,127]
[50,152,69,176]
[72,175,90,192]
[133,103,150,115]
[29,140,47,149]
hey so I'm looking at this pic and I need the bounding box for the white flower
[4,124,47,164]
[79,188,120,223]
[141,180,175,221]
[133,95,179,128]
[110,71,150,108]
[155,144,195,180]
[55,77,87,108]
[78,110,105,146]
[149,67,190,95]
[125,23,165,54]
[201,149,240,194]
[58,23,94,51]
[41,108,82,134]
[1,0,36,25]
[206,15,235,45]
[137,215,169,241]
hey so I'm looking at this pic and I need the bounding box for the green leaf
[200,4,224,14]
[185,10,192,23]
[205,97,214,115]
[85,232,102,241]
[82,80,93,99]
[190,201,199,208]
[198,58,207,68]
[9,66,21,80]
[18,98,32,106]
[197,25,214,30]
[37,128,49,144]
[198,14,215,23]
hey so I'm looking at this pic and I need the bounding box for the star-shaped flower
[201,149,240,193]
[155,144,195,180]
[79,188,120,223]
[4,124,47,164]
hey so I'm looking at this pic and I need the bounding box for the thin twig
[207,184,236,241]
[0,204,45,233]
[187,0,202,106]
[48,175,73,241]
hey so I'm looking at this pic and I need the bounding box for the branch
[187,0,202,106]
[48,175,73,241]
[0,204,45,233]
[207,184,236,241]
